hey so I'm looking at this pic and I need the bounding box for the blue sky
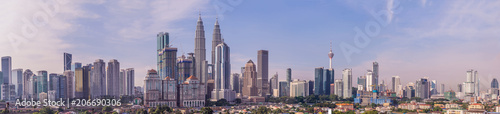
[1,0,500,91]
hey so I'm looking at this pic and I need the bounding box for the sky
[1,0,500,91]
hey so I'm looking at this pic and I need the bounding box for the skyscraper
[392,76,401,92]
[107,59,120,98]
[63,70,74,98]
[194,14,207,84]
[178,54,194,83]
[314,67,323,95]
[286,68,292,83]
[366,70,373,92]
[441,84,445,94]
[211,18,222,70]
[492,78,499,89]
[64,53,72,71]
[75,66,91,99]
[415,78,430,99]
[269,73,278,95]
[372,62,379,91]
[231,73,240,93]
[243,60,258,97]
[211,41,235,101]
[290,80,308,97]
[23,69,34,99]
[465,70,476,96]
[342,68,352,98]
[257,50,269,97]
[357,76,366,91]
[278,81,289,97]
[49,73,60,99]
[158,47,178,80]
[430,80,438,95]
[37,71,48,94]
[334,79,343,98]
[126,68,134,96]
[92,59,106,98]
[2,56,12,85]
[119,69,125,95]
[12,69,22,98]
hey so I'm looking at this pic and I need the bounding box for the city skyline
[1,0,500,91]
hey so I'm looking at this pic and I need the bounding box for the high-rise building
[2,56,12,85]
[465,70,476,96]
[405,82,415,98]
[342,68,352,98]
[279,81,289,97]
[92,59,106,98]
[72,62,82,72]
[307,80,314,95]
[158,47,178,80]
[0,84,15,101]
[415,78,430,99]
[49,73,60,99]
[430,80,438,95]
[286,68,292,83]
[211,41,235,101]
[119,69,125,95]
[37,71,48,94]
[126,68,134,96]
[290,79,309,97]
[12,69,22,98]
[64,53,72,71]
[211,18,222,70]
[457,83,463,93]
[492,78,499,89]
[243,60,258,97]
[392,76,401,92]
[372,62,379,90]
[257,50,269,97]
[269,73,278,95]
[23,69,34,99]
[63,70,74,99]
[366,70,373,92]
[314,67,333,95]
[357,76,366,91]
[334,79,343,98]
[441,84,445,95]
[58,74,67,99]
[231,73,240,93]
[75,66,91,99]
[178,54,194,83]
[194,14,207,84]
[107,59,120,98]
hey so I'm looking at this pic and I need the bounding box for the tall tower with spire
[211,18,222,69]
[328,42,334,69]
[195,13,207,84]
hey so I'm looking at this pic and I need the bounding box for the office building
[231,73,240,93]
[392,76,401,93]
[290,79,309,97]
[23,69,34,99]
[12,69,22,98]
[37,71,48,94]
[270,73,278,95]
[177,54,193,83]
[179,76,206,107]
[194,14,207,84]
[242,60,258,97]
[314,67,333,95]
[334,79,343,98]
[2,56,12,85]
[126,68,135,96]
[286,68,292,83]
[279,81,289,97]
[211,41,235,101]
[415,78,430,99]
[342,68,352,98]
[307,80,314,95]
[358,76,366,91]
[64,53,72,71]
[107,59,120,98]
[257,50,269,96]
[158,46,178,80]
[63,70,74,98]
[75,66,91,99]
[372,62,379,90]
[366,70,373,92]
[49,73,60,99]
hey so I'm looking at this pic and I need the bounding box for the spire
[198,11,202,21]
[215,17,219,25]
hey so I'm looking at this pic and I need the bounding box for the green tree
[235,98,242,104]
[201,107,213,114]
[363,110,379,114]
[256,106,271,114]
[39,107,55,114]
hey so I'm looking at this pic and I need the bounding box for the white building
[211,42,236,101]
[342,68,352,98]
[290,79,308,97]
[107,59,120,98]
[366,70,373,92]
